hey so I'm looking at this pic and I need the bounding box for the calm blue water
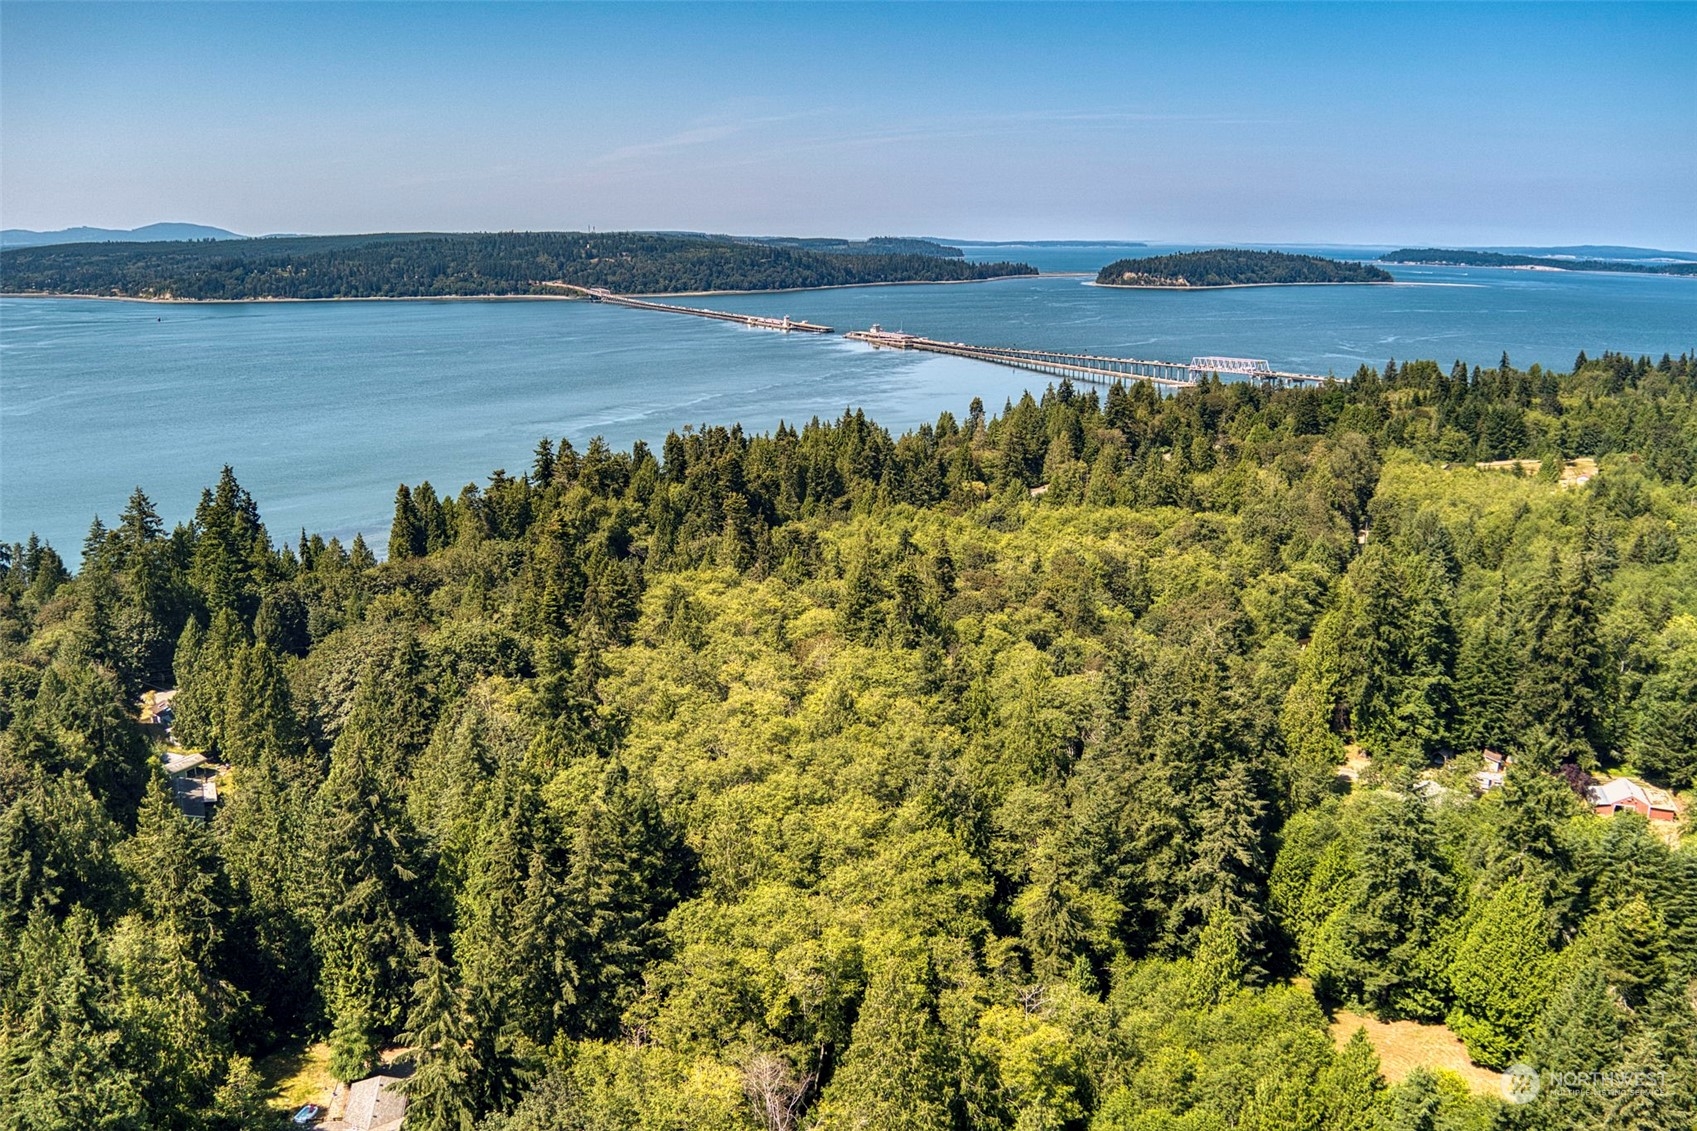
[2,242,1692,554]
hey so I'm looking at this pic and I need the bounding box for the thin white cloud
[587,111,827,168]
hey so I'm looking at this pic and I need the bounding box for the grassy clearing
[256,1041,337,1116]
[1330,1010,1502,1095]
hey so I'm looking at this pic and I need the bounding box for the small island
[1380,248,1697,276]
[0,231,1035,300]
[1095,249,1394,288]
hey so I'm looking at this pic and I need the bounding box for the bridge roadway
[843,328,1332,389]
[546,284,833,333]
[547,284,1330,387]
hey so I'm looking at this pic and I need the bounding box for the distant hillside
[740,236,964,257]
[951,239,1148,248]
[1096,249,1392,288]
[1482,245,1697,262]
[1381,248,1697,275]
[0,222,242,249]
[0,231,1036,299]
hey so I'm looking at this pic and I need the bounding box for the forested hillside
[1380,249,1697,276]
[3,349,1696,1130]
[1095,250,1393,287]
[738,236,965,257]
[0,232,1033,300]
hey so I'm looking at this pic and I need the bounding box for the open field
[1330,1010,1503,1095]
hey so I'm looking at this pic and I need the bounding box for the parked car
[291,1105,321,1126]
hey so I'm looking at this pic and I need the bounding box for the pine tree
[531,438,556,486]
[1174,761,1269,968]
[1314,1028,1382,1131]
[1185,907,1247,1007]
[1328,794,1454,1020]
[400,944,480,1131]
[350,532,377,571]
[115,487,164,559]
[1516,552,1607,761]
[171,610,247,751]
[1279,597,1358,804]
[122,771,227,961]
[1014,845,1090,981]
[215,748,319,1043]
[3,911,146,1130]
[414,482,451,553]
[1453,584,1516,753]
[1598,1031,1671,1131]
[189,467,267,621]
[389,484,425,561]
[562,761,687,1037]
[219,642,303,766]
[1631,626,1697,789]
[1592,897,1671,1009]
[312,718,426,1077]
[1445,881,1554,1067]
[811,960,955,1129]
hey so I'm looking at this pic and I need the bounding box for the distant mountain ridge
[0,222,243,249]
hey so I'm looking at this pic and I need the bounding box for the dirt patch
[1337,744,1371,783]
[1473,456,1597,488]
[1330,1010,1503,1095]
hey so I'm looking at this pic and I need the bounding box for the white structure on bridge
[1190,357,1275,378]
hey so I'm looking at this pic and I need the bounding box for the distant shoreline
[0,273,1048,306]
[558,273,1044,297]
[1088,280,1396,291]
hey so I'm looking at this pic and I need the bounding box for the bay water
[2,243,1692,554]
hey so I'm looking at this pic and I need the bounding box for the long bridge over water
[548,284,833,333]
[843,327,1332,389]
[551,283,1333,389]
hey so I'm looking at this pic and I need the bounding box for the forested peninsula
[737,235,966,257]
[0,231,1034,300]
[1381,248,1697,276]
[5,349,1697,1129]
[1096,249,1393,288]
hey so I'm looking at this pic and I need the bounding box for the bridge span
[547,284,832,333]
[843,328,1332,389]
[548,284,1332,387]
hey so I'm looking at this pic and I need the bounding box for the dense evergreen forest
[0,232,1033,300]
[1095,250,1393,288]
[4,347,1697,1130]
[1380,249,1697,276]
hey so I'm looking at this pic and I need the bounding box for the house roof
[139,688,179,723]
[163,752,207,776]
[345,1074,408,1131]
[1589,777,1678,813]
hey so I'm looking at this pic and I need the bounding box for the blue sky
[2,2,1693,247]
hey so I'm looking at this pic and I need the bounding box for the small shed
[343,1073,408,1131]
